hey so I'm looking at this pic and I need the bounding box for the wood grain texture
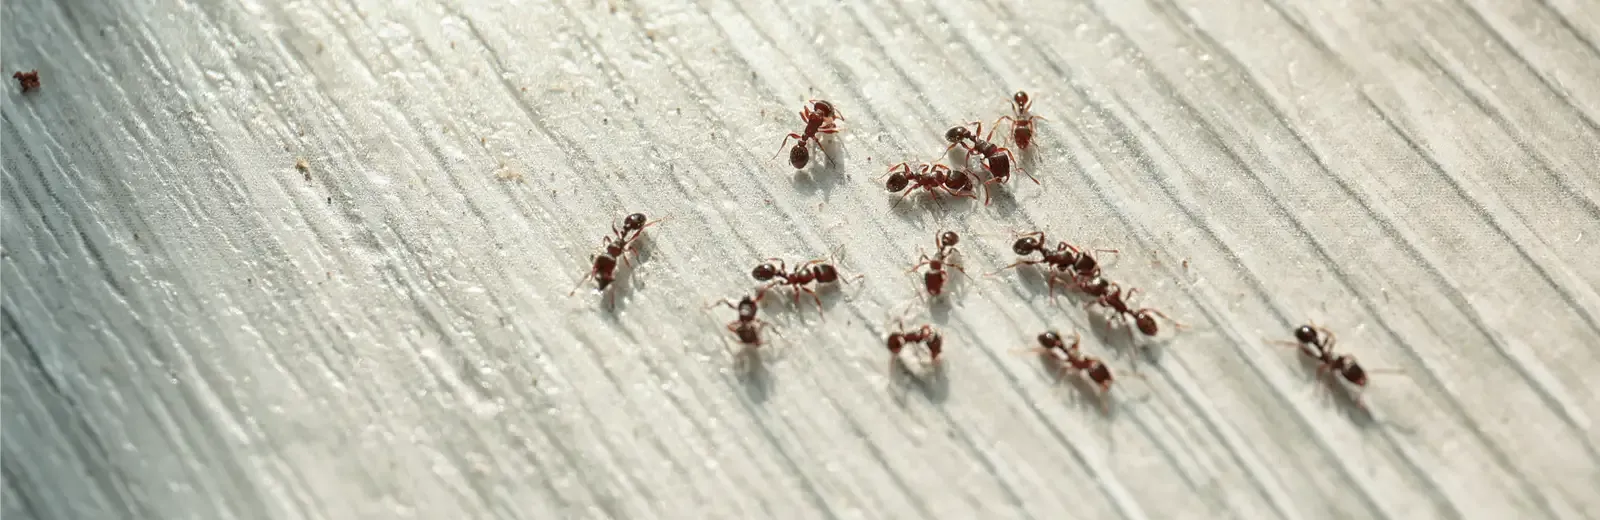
[4,0,1598,518]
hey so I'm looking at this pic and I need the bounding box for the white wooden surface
[4,0,1599,518]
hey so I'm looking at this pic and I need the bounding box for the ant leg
[804,287,824,315]
[1011,152,1040,184]
[771,133,804,160]
[1316,326,1339,353]
[986,258,1045,276]
[568,261,597,296]
[705,298,738,311]
[891,187,918,209]
[1142,308,1188,329]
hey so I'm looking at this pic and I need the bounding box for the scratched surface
[4,0,1599,518]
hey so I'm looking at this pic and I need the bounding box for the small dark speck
[247,278,253,285]
[602,118,609,124]
[133,233,140,240]
[327,196,332,205]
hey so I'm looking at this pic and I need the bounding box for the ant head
[623,213,647,231]
[1294,325,1318,344]
[1012,236,1040,255]
[811,100,836,118]
[939,231,960,248]
[927,334,943,358]
[737,297,759,319]
[752,263,779,281]
[886,333,905,354]
[944,125,973,143]
[1135,313,1160,336]
[1038,330,1061,348]
[594,254,618,271]
[885,171,909,192]
[1013,91,1030,108]
[605,241,625,257]
[812,263,839,283]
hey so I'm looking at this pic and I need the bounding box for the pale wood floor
[4,0,1598,518]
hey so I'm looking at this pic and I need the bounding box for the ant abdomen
[1086,362,1112,388]
[943,171,972,193]
[812,264,840,283]
[1341,362,1367,386]
[789,143,810,169]
[1135,314,1160,336]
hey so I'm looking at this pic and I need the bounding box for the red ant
[885,320,943,373]
[774,99,842,169]
[944,121,1036,204]
[569,212,666,304]
[13,70,39,93]
[992,231,1118,301]
[881,161,979,208]
[1272,323,1397,408]
[995,91,1047,150]
[1018,330,1117,411]
[751,248,859,313]
[1086,282,1185,340]
[906,230,967,297]
[708,293,777,350]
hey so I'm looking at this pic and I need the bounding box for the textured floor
[4,0,1599,519]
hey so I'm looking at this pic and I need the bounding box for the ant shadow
[760,285,847,323]
[982,183,1023,218]
[885,192,979,223]
[888,356,950,405]
[730,345,775,404]
[1286,356,1383,428]
[1027,353,1134,419]
[1082,313,1169,373]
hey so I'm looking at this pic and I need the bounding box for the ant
[13,70,40,93]
[1272,323,1397,408]
[569,212,666,304]
[774,99,842,169]
[881,161,979,208]
[944,121,1036,204]
[708,293,777,350]
[1019,330,1117,411]
[1086,282,1185,340]
[885,320,943,373]
[751,248,859,313]
[995,91,1047,150]
[906,230,967,297]
[992,231,1118,301]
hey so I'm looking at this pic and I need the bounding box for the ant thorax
[1297,342,1327,361]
